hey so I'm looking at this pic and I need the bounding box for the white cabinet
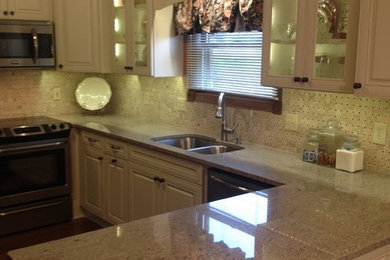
[107,0,182,76]
[0,0,52,20]
[53,0,108,72]
[354,0,390,98]
[129,161,202,220]
[261,0,360,93]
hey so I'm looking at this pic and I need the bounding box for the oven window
[0,149,66,197]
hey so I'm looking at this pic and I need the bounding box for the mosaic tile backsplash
[0,70,389,173]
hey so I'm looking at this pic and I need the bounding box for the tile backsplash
[0,71,389,173]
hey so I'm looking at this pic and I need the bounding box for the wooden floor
[0,218,102,260]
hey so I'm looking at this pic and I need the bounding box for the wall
[0,71,388,173]
[105,74,390,174]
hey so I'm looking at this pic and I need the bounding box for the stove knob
[59,123,66,129]
[50,124,57,130]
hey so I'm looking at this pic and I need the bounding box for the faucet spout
[215,92,225,118]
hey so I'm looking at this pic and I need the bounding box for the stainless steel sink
[152,134,244,154]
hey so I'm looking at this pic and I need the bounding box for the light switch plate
[285,113,299,132]
[372,122,387,145]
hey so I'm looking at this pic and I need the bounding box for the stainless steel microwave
[0,20,55,68]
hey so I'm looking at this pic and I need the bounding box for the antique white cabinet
[262,0,360,93]
[354,0,390,98]
[53,0,109,72]
[0,0,51,20]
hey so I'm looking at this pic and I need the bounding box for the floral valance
[174,0,263,35]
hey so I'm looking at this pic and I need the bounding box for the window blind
[186,31,279,100]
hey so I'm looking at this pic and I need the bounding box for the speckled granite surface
[8,114,390,259]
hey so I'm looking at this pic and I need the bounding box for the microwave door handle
[31,28,39,64]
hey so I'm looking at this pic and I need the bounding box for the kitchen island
[7,114,390,259]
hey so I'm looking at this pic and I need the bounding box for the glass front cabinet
[108,0,182,76]
[261,0,360,92]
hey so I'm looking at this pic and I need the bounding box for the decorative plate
[75,77,112,111]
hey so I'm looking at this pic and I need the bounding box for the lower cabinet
[79,130,204,225]
[129,161,202,221]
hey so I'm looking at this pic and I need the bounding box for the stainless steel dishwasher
[207,168,276,202]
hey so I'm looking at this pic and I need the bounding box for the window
[186,31,280,101]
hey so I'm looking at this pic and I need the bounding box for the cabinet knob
[111,159,117,163]
[301,77,309,83]
[353,82,362,89]
[3,11,8,15]
[124,66,133,71]
[58,64,63,69]
[293,77,301,82]
[158,178,165,183]
[98,157,103,161]
[153,177,160,182]
[10,11,14,15]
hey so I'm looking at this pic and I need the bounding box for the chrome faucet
[215,93,239,141]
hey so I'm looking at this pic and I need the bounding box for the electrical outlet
[53,88,61,100]
[285,113,299,131]
[177,97,186,111]
[372,122,387,145]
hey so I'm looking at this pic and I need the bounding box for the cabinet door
[82,151,105,218]
[105,156,128,224]
[262,0,359,93]
[6,0,52,20]
[54,0,103,72]
[355,0,390,98]
[128,162,160,220]
[160,174,202,214]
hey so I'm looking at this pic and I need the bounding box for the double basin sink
[152,134,244,155]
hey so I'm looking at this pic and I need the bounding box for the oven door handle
[0,201,64,217]
[0,141,65,154]
[209,174,256,193]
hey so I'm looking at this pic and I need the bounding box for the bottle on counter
[336,134,364,172]
[317,119,344,167]
[302,128,320,163]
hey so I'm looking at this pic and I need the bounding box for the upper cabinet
[0,0,52,20]
[354,0,390,98]
[107,0,182,76]
[262,0,360,93]
[54,0,109,72]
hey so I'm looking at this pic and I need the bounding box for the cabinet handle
[158,178,165,183]
[153,177,160,182]
[88,138,97,143]
[98,157,103,161]
[124,66,133,71]
[301,77,309,83]
[293,77,301,82]
[353,82,362,89]
[3,11,8,15]
[111,159,117,163]
[111,145,121,150]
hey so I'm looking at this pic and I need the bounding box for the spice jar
[302,128,320,163]
[336,134,364,172]
[318,120,344,167]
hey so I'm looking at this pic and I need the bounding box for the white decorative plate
[75,77,112,111]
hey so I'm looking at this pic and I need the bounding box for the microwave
[0,20,55,68]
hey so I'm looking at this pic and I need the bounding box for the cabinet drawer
[128,144,203,185]
[105,138,128,159]
[82,132,104,152]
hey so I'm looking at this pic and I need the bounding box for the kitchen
[1,0,390,259]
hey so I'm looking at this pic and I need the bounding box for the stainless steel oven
[0,116,72,236]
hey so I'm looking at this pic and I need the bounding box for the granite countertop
[7,114,390,259]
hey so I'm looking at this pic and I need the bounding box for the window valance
[174,0,263,35]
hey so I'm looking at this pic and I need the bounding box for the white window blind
[186,31,279,100]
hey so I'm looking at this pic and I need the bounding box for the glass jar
[336,134,364,172]
[302,128,320,163]
[318,119,344,167]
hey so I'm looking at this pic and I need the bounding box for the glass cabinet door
[268,0,299,77]
[132,0,148,68]
[313,0,349,79]
[113,0,127,70]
